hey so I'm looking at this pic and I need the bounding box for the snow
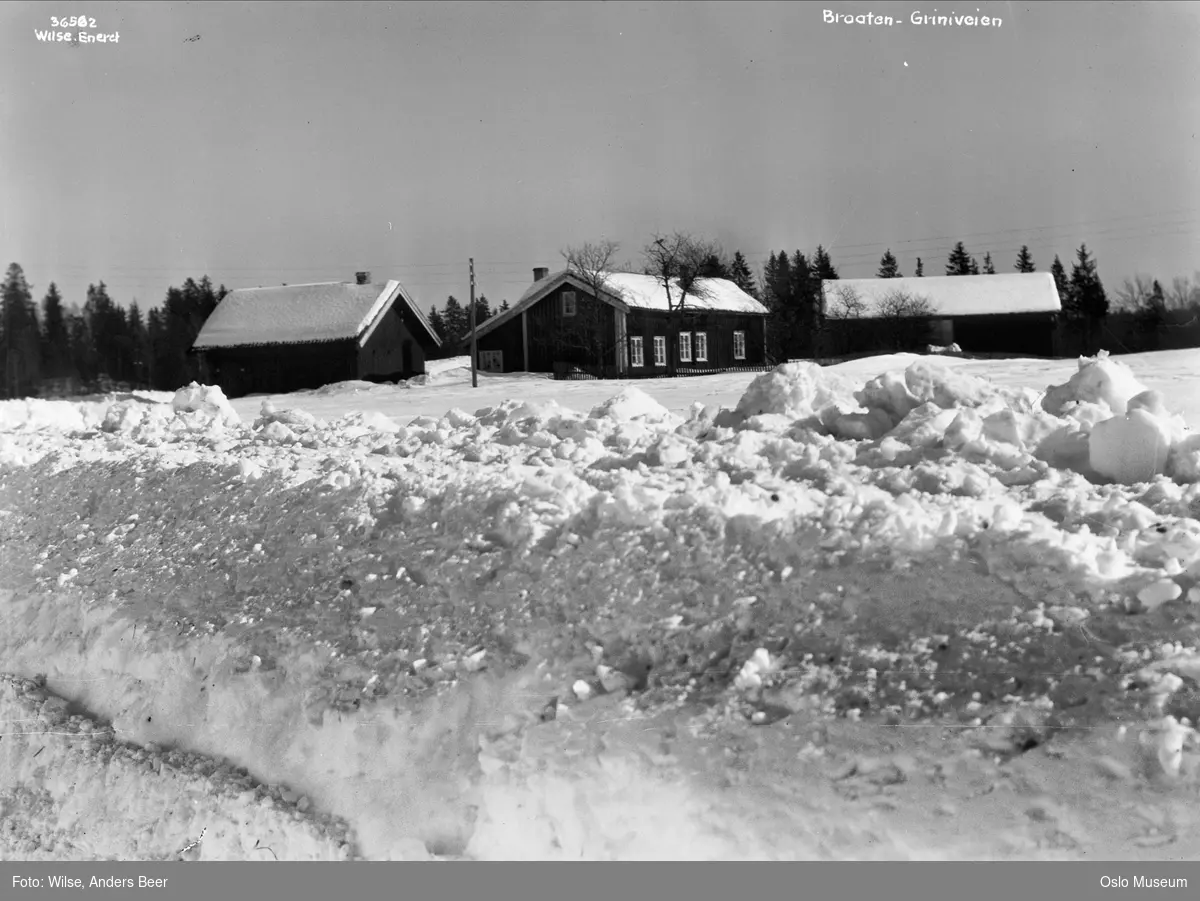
[191,279,433,349]
[824,272,1062,318]
[3,346,1200,860]
[598,271,771,315]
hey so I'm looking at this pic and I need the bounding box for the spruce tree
[877,249,900,279]
[915,258,924,277]
[983,252,996,275]
[699,253,730,279]
[474,295,493,323]
[1015,245,1036,273]
[441,296,469,346]
[812,245,839,280]
[428,305,447,344]
[791,250,820,357]
[1051,255,1074,316]
[969,257,981,275]
[498,299,510,313]
[40,283,71,379]
[762,252,792,361]
[1,263,41,397]
[127,301,150,387]
[729,251,759,297]
[945,242,973,276]
[1069,243,1108,320]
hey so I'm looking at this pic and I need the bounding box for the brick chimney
[533,267,549,283]
[355,271,371,285]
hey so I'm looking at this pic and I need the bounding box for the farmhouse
[821,272,1062,357]
[468,267,770,377]
[191,272,441,397]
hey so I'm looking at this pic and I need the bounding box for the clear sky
[3,0,1198,316]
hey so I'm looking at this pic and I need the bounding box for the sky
[2,0,1198,317]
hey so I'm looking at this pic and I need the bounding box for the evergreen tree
[945,242,973,276]
[812,245,839,280]
[1,263,41,397]
[145,308,165,387]
[791,250,821,357]
[441,295,469,346]
[729,251,759,297]
[699,253,730,279]
[1050,255,1074,315]
[1015,245,1036,273]
[877,249,901,279]
[983,252,996,275]
[915,257,924,277]
[428,305,448,344]
[968,257,981,275]
[1069,243,1108,320]
[474,295,493,323]
[40,283,72,379]
[127,301,150,387]
[150,275,226,390]
[498,299,510,313]
[762,251,793,362]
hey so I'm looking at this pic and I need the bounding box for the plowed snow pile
[4,350,1200,860]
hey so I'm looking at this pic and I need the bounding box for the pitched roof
[472,269,768,341]
[821,272,1062,319]
[192,279,441,350]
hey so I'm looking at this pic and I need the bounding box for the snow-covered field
[3,348,1200,860]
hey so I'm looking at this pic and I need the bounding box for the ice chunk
[1089,408,1176,484]
[734,362,847,421]
[589,388,672,422]
[171,382,241,427]
[1042,351,1149,417]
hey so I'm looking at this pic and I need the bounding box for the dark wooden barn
[820,272,1063,358]
[191,272,441,397]
[467,267,770,377]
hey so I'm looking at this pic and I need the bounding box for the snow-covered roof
[471,269,768,342]
[821,272,1062,319]
[192,280,441,350]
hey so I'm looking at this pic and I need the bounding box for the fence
[552,361,778,381]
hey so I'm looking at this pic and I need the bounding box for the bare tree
[1114,274,1155,312]
[1167,274,1200,311]
[876,289,938,351]
[823,286,936,354]
[642,232,720,375]
[554,240,623,373]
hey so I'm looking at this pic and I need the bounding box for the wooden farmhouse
[191,272,441,397]
[820,272,1063,357]
[468,267,770,377]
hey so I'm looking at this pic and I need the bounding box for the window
[629,336,645,368]
[678,331,692,363]
[562,291,577,317]
[694,331,708,362]
[653,335,666,367]
[479,350,503,372]
[733,330,746,361]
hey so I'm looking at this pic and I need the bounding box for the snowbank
[4,349,1200,859]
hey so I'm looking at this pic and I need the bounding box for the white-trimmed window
[562,291,577,317]
[479,350,503,372]
[678,331,692,363]
[653,335,666,367]
[694,331,708,362]
[733,330,746,361]
[629,336,645,368]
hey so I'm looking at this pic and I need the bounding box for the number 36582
[51,16,98,28]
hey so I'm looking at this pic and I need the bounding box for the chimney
[355,271,371,285]
[533,267,549,283]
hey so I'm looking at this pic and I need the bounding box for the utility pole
[469,257,478,388]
